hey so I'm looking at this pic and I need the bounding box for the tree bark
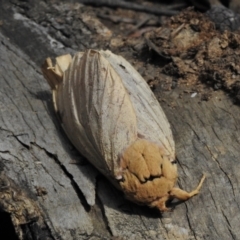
[1,1,240,240]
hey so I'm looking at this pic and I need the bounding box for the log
[0,1,240,239]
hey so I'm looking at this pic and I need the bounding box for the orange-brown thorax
[119,139,177,205]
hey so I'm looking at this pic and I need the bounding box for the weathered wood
[0,32,102,239]
[1,1,240,240]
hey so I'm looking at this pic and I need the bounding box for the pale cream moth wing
[53,53,108,174]
[100,50,175,160]
[57,50,137,178]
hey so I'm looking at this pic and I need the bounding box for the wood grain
[0,1,240,239]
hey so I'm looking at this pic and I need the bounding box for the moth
[42,49,205,211]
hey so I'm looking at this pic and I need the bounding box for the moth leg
[169,174,206,201]
[151,195,171,212]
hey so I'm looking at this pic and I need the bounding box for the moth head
[42,54,72,90]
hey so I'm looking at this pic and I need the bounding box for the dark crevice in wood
[21,221,53,240]
[4,90,37,139]
[0,212,18,240]
[95,177,113,237]
[204,144,236,198]
[221,209,237,240]
[0,127,31,150]
[42,218,58,240]
[32,142,91,212]
[11,134,31,150]
[185,205,197,240]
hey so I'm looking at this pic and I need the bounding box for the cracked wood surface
[1,1,240,240]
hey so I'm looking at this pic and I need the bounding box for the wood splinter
[42,49,205,212]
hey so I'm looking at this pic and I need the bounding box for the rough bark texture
[1,1,240,240]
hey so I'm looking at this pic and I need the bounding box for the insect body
[42,49,205,211]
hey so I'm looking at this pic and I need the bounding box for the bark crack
[221,209,236,240]
[32,142,91,212]
[208,189,218,211]
[185,205,197,240]
[0,127,30,149]
[184,121,237,201]
[95,179,113,237]
[3,90,36,140]
[205,144,236,198]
